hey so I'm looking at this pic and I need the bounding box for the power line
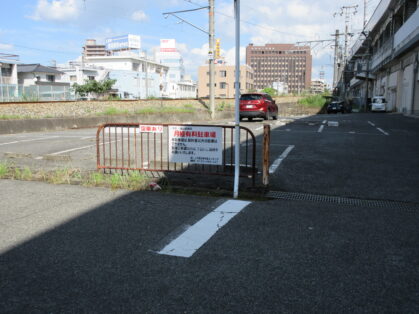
[2,43,79,55]
[183,0,310,39]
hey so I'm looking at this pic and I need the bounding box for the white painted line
[368,121,375,127]
[81,136,95,140]
[328,121,339,127]
[377,127,389,136]
[269,145,295,174]
[49,144,94,155]
[158,200,251,258]
[322,120,327,124]
[286,129,291,132]
[255,126,263,131]
[349,131,356,134]
[318,125,324,133]
[48,140,119,156]
[0,136,57,146]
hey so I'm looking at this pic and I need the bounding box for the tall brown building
[246,43,312,93]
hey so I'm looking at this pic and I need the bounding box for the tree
[261,87,277,97]
[73,79,116,99]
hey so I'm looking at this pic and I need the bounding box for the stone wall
[0,97,303,119]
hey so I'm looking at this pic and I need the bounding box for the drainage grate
[266,190,419,211]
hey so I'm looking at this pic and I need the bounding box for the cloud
[0,43,14,50]
[30,0,81,21]
[131,10,148,22]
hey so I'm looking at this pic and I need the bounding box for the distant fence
[0,84,75,102]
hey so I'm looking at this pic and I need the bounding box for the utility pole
[363,0,368,29]
[145,50,149,99]
[334,5,358,99]
[162,3,214,117]
[332,30,340,89]
[335,5,358,65]
[209,0,215,119]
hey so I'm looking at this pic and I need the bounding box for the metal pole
[209,0,215,119]
[364,61,369,112]
[333,30,339,89]
[363,0,367,29]
[233,0,240,199]
[145,51,149,99]
[262,124,270,187]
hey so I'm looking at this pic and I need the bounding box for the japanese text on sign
[139,125,164,133]
[169,126,222,165]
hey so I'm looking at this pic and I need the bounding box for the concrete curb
[0,111,235,134]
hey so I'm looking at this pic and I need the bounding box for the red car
[239,93,278,121]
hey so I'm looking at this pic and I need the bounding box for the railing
[394,8,419,53]
[371,40,393,70]
[96,123,257,185]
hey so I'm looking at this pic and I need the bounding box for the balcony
[370,40,393,70]
[393,8,419,55]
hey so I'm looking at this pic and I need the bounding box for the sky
[0,0,381,86]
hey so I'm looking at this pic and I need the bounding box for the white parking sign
[168,126,222,165]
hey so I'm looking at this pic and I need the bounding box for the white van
[371,96,387,112]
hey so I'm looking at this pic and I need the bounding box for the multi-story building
[346,0,418,114]
[82,39,108,58]
[0,53,19,101]
[60,61,107,85]
[154,39,196,99]
[84,55,168,99]
[17,64,71,101]
[311,79,327,94]
[246,43,312,93]
[197,64,254,98]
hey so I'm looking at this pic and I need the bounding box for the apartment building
[311,79,327,94]
[197,64,254,98]
[82,39,108,58]
[246,43,312,93]
[346,0,419,114]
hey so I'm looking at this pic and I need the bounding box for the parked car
[327,101,345,114]
[371,96,387,112]
[239,93,278,121]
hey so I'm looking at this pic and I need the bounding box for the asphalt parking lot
[1,112,419,312]
[1,113,418,202]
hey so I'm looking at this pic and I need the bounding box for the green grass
[297,94,327,108]
[0,162,150,190]
[0,162,8,177]
[134,106,195,114]
[216,102,233,111]
[0,114,28,120]
[99,107,129,115]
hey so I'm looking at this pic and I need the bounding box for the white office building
[155,39,196,99]
[84,54,168,99]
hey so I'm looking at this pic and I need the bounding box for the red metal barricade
[96,123,257,184]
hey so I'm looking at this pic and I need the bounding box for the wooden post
[262,124,270,187]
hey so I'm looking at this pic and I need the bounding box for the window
[220,70,227,77]
[70,75,77,82]
[88,76,95,80]
[46,75,55,82]
[220,82,227,89]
